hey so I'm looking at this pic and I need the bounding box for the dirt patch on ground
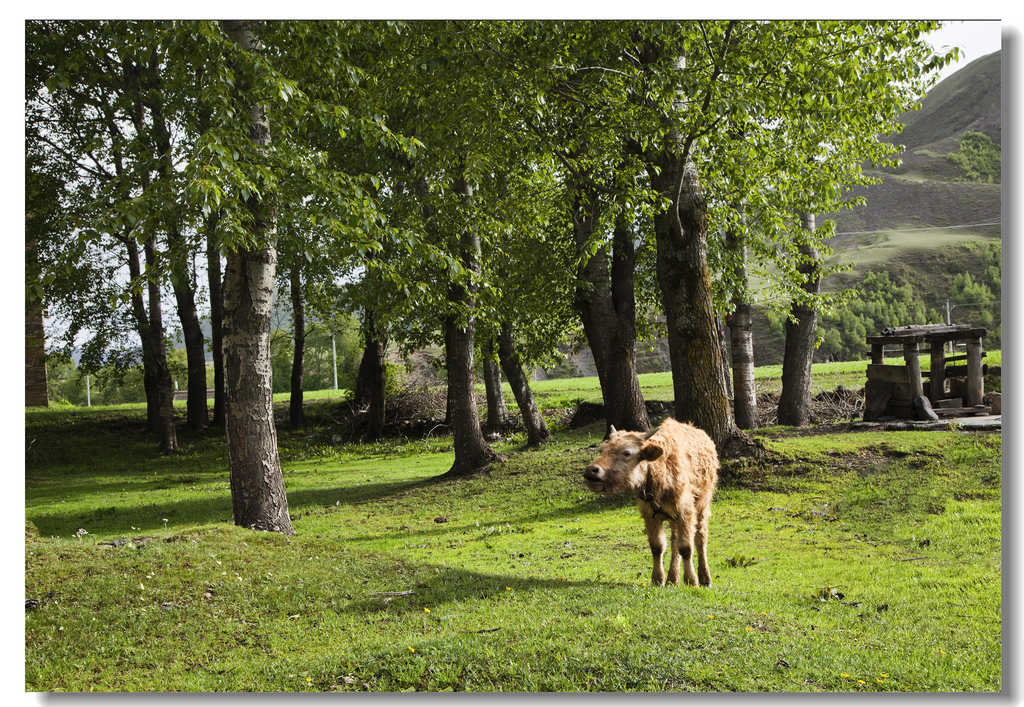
[719,443,943,491]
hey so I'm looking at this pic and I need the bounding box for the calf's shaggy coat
[583,418,718,587]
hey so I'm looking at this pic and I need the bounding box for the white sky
[926,20,1002,82]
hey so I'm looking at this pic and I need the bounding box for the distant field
[32,351,1000,415]
[827,229,1000,271]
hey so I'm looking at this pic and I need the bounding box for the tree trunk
[288,264,305,430]
[728,306,757,430]
[648,158,736,450]
[607,216,650,431]
[123,237,159,430]
[482,337,510,433]
[726,230,758,429]
[144,237,179,454]
[441,172,501,478]
[221,18,294,535]
[717,316,733,401]
[145,76,208,431]
[778,213,821,427]
[497,324,550,447]
[570,185,648,434]
[169,246,209,431]
[206,213,226,427]
[570,188,613,417]
[355,310,388,441]
[25,236,48,407]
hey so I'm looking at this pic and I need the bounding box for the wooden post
[871,343,884,365]
[966,337,984,406]
[930,342,946,401]
[904,342,924,398]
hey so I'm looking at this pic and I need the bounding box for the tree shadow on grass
[339,492,632,544]
[341,560,633,618]
[29,474,632,546]
[28,473,452,539]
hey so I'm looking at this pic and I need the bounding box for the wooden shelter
[863,324,989,421]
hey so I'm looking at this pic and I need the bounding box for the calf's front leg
[643,513,666,586]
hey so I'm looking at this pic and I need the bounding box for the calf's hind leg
[669,509,698,586]
[643,513,666,586]
[695,505,712,587]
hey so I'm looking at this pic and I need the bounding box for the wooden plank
[934,397,963,409]
[934,406,990,418]
[871,343,884,365]
[868,327,987,346]
[929,363,988,378]
[966,337,984,406]
[904,343,925,398]
[881,324,967,336]
[930,342,946,401]
[867,364,909,384]
[924,327,987,342]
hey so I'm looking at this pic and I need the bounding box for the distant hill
[829,50,1001,238]
[752,51,1003,366]
[896,50,1001,159]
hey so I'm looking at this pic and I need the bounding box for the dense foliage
[767,241,1002,362]
[947,131,1001,183]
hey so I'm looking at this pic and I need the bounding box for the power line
[831,220,999,236]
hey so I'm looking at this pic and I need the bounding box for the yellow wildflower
[745,626,754,632]
[841,673,850,678]
[506,586,512,591]
[408,646,416,653]
[423,608,430,613]
[707,615,714,619]
[880,673,889,678]
[858,680,865,686]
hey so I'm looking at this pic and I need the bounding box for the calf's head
[582,425,664,494]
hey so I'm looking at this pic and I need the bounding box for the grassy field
[526,351,1001,409]
[825,228,1000,271]
[25,361,1002,692]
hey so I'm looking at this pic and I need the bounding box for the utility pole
[85,374,91,407]
[946,298,953,353]
[331,334,338,390]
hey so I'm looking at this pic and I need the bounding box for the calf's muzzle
[583,464,605,490]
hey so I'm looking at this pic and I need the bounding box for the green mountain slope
[830,50,1001,240]
[749,50,1004,366]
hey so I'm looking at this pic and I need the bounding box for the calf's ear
[639,443,663,461]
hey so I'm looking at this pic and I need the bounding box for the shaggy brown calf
[582,418,718,587]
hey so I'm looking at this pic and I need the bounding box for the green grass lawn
[25,385,1002,691]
